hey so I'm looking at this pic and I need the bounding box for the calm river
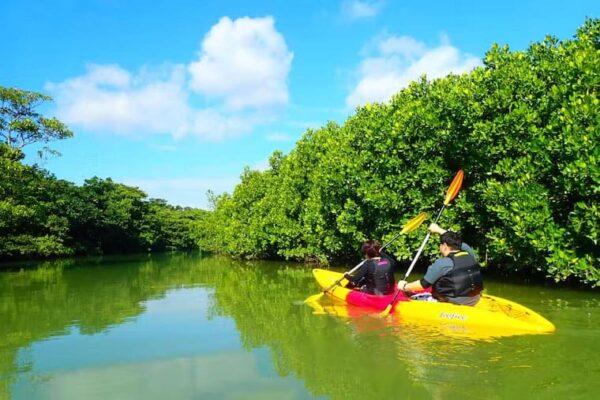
[1,253,598,399]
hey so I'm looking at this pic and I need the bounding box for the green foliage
[201,19,600,287]
[0,144,75,257]
[0,85,207,260]
[0,86,73,152]
[143,199,209,251]
[0,149,206,260]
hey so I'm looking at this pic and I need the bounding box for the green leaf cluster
[0,87,73,152]
[1,85,208,260]
[0,144,207,260]
[200,19,600,287]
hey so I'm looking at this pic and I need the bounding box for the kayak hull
[311,268,555,336]
[311,268,427,309]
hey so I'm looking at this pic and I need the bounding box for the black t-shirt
[347,254,396,295]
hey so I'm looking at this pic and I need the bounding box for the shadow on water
[0,254,599,399]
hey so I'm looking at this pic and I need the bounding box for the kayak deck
[311,268,555,336]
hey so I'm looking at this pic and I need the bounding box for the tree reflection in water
[0,254,597,399]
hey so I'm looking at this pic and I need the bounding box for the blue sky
[2,1,598,209]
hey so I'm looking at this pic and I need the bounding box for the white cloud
[188,16,293,110]
[346,35,481,108]
[47,64,191,136]
[265,132,292,142]
[251,158,271,172]
[341,0,384,21]
[122,177,240,209]
[378,36,426,58]
[183,108,262,140]
[45,17,293,141]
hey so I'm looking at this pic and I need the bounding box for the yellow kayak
[311,269,555,338]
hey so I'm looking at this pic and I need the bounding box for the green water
[0,253,598,400]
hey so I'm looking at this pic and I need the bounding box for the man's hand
[397,280,408,292]
[429,223,447,236]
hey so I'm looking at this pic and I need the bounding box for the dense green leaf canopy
[1,87,207,260]
[199,19,599,287]
[0,143,207,260]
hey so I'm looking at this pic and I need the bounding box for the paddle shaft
[378,170,463,316]
[308,212,428,304]
[380,231,403,251]
[403,204,446,280]
[402,170,463,280]
[381,206,446,311]
[322,259,366,293]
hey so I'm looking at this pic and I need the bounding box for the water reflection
[1,254,599,399]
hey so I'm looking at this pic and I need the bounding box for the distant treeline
[0,144,206,260]
[1,84,208,261]
[198,19,599,287]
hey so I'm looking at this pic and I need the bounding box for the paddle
[304,212,427,304]
[378,170,464,317]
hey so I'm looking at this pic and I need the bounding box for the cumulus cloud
[45,16,293,141]
[265,132,292,142]
[47,64,191,136]
[346,34,481,108]
[341,0,384,20]
[188,16,293,110]
[377,35,426,58]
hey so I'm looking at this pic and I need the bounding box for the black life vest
[432,251,483,300]
[362,258,395,296]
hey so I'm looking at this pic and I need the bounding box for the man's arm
[397,222,453,293]
[399,279,425,293]
[398,259,449,293]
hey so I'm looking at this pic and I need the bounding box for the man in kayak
[343,240,396,296]
[397,223,484,306]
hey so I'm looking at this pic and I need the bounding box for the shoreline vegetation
[1,19,598,288]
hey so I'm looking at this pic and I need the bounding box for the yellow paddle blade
[305,300,327,315]
[378,304,393,317]
[400,212,428,234]
[443,169,464,205]
[304,292,324,304]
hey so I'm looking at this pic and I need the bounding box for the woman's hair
[361,240,381,258]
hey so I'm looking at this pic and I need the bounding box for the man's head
[361,240,381,258]
[439,231,462,256]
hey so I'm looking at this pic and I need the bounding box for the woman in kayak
[397,223,484,306]
[344,240,396,296]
